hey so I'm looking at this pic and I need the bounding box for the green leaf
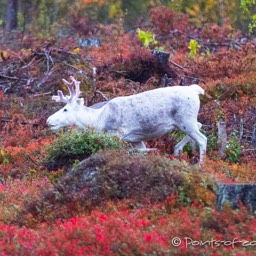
[136,28,158,48]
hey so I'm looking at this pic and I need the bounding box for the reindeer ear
[77,98,84,105]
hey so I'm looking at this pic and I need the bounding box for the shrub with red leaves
[1,204,256,255]
[150,6,189,36]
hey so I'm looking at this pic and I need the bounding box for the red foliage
[200,23,242,44]
[1,9,256,256]
[0,137,53,179]
[150,6,189,35]
[189,43,256,80]
[0,203,255,255]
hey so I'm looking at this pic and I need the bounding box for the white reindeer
[47,76,207,162]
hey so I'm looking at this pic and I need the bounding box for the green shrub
[136,28,158,48]
[207,131,218,151]
[188,39,200,59]
[44,128,126,171]
[225,132,241,163]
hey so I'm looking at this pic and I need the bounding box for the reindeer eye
[63,109,68,112]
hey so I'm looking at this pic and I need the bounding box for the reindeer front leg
[174,122,203,157]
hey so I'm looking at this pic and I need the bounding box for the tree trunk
[217,121,227,158]
[5,0,18,31]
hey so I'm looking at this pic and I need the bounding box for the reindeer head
[47,76,85,131]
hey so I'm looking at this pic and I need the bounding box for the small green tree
[188,39,200,59]
[136,28,158,48]
[225,132,241,163]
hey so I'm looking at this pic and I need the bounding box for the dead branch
[95,90,109,101]
[33,92,52,97]
[169,60,188,70]
[0,74,19,80]
[21,58,41,69]
[60,61,87,75]
[1,117,39,126]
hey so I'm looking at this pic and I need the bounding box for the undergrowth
[45,128,127,171]
[18,150,216,226]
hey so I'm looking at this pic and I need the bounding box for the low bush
[21,150,216,225]
[204,72,256,102]
[97,45,177,84]
[189,44,256,80]
[44,128,127,171]
[0,177,53,225]
[1,203,256,255]
[0,138,52,181]
[203,158,256,183]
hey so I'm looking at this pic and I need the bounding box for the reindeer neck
[76,106,102,129]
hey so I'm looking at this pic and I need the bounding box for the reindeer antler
[52,76,81,103]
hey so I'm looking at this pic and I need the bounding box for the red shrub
[189,43,256,80]
[150,6,189,35]
[0,204,256,255]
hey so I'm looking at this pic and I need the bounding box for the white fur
[47,81,207,162]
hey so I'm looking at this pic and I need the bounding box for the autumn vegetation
[1,0,256,255]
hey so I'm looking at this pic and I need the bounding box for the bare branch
[33,92,52,97]
[169,60,187,70]
[0,74,19,80]
[95,90,109,101]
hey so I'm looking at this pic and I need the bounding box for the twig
[179,74,206,84]
[95,90,109,101]
[61,61,87,75]
[202,124,214,128]
[1,117,11,122]
[26,153,41,167]
[2,44,23,61]
[169,60,188,70]
[109,70,127,75]
[0,74,19,80]
[240,118,244,144]
[44,48,54,73]
[21,58,41,69]
[36,66,60,88]
[33,92,52,97]
[1,117,38,126]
